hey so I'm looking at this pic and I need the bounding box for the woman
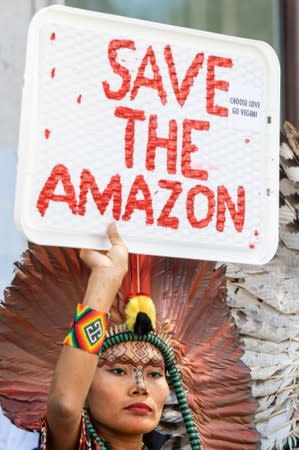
[0,224,259,449]
[43,223,172,450]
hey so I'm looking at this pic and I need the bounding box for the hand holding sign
[80,223,128,273]
[80,223,128,311]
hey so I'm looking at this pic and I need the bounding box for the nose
[131,366,148,395]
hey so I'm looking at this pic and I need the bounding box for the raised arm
[46,224,128,450]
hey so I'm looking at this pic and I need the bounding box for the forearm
[82,268,124,311]
[46,224,128,449]
[47,269,121,415]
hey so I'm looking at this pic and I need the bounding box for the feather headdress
[0,244,259,449]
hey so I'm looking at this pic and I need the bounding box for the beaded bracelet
[63,304,109,355]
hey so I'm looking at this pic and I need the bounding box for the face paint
[88,340,170,439]
[98,342,165,394]
[98,341,165,370]
[134,366,147,393]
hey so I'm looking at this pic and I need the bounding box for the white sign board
[15,5,280,263]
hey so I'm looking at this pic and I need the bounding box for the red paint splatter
[245,138,250,144]
[50,32,56,41]
[77,94,82,104]
[249,243,255,249]
[254,229,259,237]
[51,68,56,78]
[44,129,51,139]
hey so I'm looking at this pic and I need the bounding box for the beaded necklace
[83,409,148,450]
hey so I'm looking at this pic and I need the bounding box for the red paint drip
[50,32,56,41]
[249,243,255,249]
[51,68,56,78]
[245,138,250,144]
[254,229,259,237]
[77,94,82,104]
[44,129,51,139]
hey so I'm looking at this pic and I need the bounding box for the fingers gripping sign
[80,223,128,271]
[106,222,129,273]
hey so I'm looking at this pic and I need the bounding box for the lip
[124,402,152,414]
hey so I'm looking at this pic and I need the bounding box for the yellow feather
[125,295,156,332]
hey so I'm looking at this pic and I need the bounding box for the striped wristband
[63,304,109,355]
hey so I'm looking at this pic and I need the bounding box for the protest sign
[15,5,280,263]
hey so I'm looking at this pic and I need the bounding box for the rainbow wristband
[63,304,109,355]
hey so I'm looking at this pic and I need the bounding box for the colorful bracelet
[63,304,109,355]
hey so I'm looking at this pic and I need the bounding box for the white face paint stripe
[134,366,147,393]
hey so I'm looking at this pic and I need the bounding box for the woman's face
[87,341,169,437]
